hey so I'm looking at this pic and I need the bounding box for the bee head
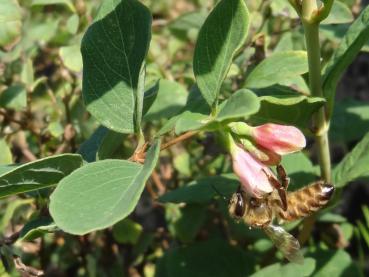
[228,190,246,219]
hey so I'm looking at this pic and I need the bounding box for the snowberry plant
[1,0,369,275]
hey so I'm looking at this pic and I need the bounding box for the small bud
[231,145,275,198]
[228,122,252,136]
[251,123,306,155]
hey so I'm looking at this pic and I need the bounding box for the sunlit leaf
[244,51,308,89]
[50,139,160,235]
[194,0,249,107]
[81,0,152,133]
[0,154,83,198]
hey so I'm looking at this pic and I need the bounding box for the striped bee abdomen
[276,181,334,222]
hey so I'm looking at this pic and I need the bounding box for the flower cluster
[229,123,306,198]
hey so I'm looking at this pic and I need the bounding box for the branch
[129,131,198,163]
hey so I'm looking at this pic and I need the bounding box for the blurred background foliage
[1,0,369,276]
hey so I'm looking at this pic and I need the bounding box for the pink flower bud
[239,138,281,166]
[252,124,306,155]
[232,145,274,198]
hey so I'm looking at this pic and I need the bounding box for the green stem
[302,11,331,183]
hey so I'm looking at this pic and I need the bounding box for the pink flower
[251,124,306,155]
[232,145,274,198]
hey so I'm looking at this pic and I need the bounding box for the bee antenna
[210,184,227,202]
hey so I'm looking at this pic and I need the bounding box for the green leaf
[321,1,353,25]
[159,174,239,204]
[281,152,319,190]
[0,165,17,176]
[97,129,125,160]
[333,132,369,187]
[47,121,64,138]
[330,99,369,142]
[50,139,161,235]
[323,5,369,117]
[174,111,210,135]
[144,80,188,121]
[0,139,12,165]
[0,84,27,111]
[173,90,260,135]
[0,154,83,198]
[155,85,211,136]
[78,126,110,162]
[66,14,79,34]
[0,0,22,49]
[166,204,206,243]
[169,11,206,40]
[142,81,160,116]
[156,239,254,277]
[310,249,359,277]
[20,58,34,87]
[19,217,57,241]
[31,0,76,12]
[112,218,142,244]
[81,0,152,133]
[357,221,369,247]
[215,89,260,122]
[78,126,124,162]
[317,212,346,223]
[250,258,315,277]
[251,95,325,129]
[173,152,191,177]
[193,0,249,107]
[270,0,298,19]
[244,51,308,89]
[59,44,83,72]
[362,205,369,226]
[0,199,33,232]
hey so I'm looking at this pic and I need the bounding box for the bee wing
[264,224,304,264]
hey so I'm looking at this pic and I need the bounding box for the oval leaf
[0,154,83,198]
[244,51,308,89]
[50,139,161,235]
[250,95,325,129]
[215,89,260,122]
[193,0,249,107]
[82,0,152,133]
[321,1,353,25]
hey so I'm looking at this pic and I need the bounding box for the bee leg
[276,164,290,190]
[262,169,288,211]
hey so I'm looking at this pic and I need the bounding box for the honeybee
[228,165,334,263]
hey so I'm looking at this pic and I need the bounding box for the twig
[15,132,37,162]
[54,124,76,154]
[14,256,44,277]
[160,131,197,151]
[0,231,20,246]
[0,109,25,127]
[151,171,166,195]
[129,131,198,163]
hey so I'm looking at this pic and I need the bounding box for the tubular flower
[251,123,306,155]
[231,144,275,198]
